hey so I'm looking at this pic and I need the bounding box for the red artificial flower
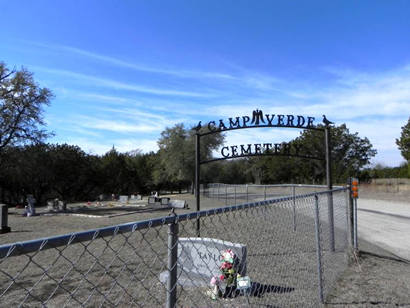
[220,274,225,281]
[221,262,232,270]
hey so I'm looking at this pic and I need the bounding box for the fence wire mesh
[0,187,349,307]
[203,183,341,206]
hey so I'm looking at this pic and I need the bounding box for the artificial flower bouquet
[209,249,240,299]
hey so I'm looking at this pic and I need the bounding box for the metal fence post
[264,185,267,200]
[225,185,228,205]
[217,184,220,200]
[327,192,335,252]
[325,126,335,252]
[292,186,296,232]
[347,178,354,247]
[195,133,200,237]
[353,198,358,250]
[167,219,178,308]
[314,194,324,304]
[234,186,237,205]
[246,184,249,202]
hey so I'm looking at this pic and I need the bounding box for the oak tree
[0,62,53,152]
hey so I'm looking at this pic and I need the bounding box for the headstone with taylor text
[160,237,247,287]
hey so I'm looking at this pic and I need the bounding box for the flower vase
[223,285,237,298]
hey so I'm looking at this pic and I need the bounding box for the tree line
[1,62,409,206]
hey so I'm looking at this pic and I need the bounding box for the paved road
[357,198,410,261]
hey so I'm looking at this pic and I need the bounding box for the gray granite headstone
[160,237,247,287]
[130,194,142,200]
[148,197,170,208]
[119,195,129,204]
[148,196,156,204]
[169,200,187,209]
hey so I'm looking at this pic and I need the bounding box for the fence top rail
[0,187,347,258]
[206,183,344,189]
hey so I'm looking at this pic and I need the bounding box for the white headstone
[47,201,54,211]
[160,237,247,287]
[26,195,36,216]
[58,200,66,211]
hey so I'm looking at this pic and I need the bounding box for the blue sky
[1,0,409,166]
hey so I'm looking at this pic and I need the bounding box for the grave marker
[119,195,129,204]
[160,237,246,287]
[26,195,36,216]
[169,200,187,209]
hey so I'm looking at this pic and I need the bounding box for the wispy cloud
[73,115,163,133]
[25,41,235,80]
[34,66,214,97]
[74,92,143,106]
[95,107,189,128]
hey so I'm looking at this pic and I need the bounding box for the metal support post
[314,195,324,304]
[325,126,335,252]
[166,220,178,308]
[246,184,249,202]
[225,185,227,205]
[347,178,354,247]
[353,198,358,250]
[264,185,267,200]
[217,184,220,200]
[292,186,296,232]
[195,133,200,237]
[234,186,237,205]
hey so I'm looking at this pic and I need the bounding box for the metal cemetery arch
[193,110,335,251]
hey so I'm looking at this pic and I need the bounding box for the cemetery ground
[0,187,409,306]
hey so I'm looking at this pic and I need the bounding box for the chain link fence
[203,183,344,206]
[0,187,350,307]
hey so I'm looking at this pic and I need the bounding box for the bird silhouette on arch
[192,121,202,132]
[322,115,334,126]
